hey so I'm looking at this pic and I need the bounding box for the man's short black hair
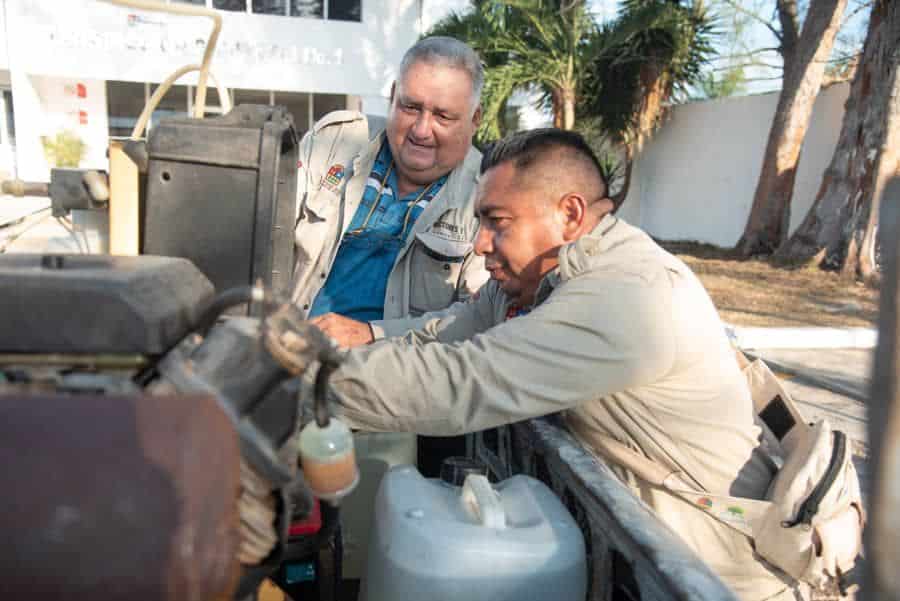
[480,128,609,194]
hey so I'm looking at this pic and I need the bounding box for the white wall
[0,1,7,71]
[630,83,849,246]
[3,0,419,98]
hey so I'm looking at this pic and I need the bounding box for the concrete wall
[630,83,849,247]
[0,1,7,71]
[11,73,109,181]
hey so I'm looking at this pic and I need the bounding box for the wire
[54,216,87,254]
[0,209,52,253]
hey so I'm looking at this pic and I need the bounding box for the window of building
[149,84,189,130]
[313,93,345,121]
[212,0,247,11]
[107,81,147,138]
[251,0,286,14]
[291,0,324,18]
[176,0,358,21]
[327,0,361,21]
[108,82,343,140]
[276,92,312,136]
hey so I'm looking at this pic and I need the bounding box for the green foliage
[41,130,87,168]
[695,64,747,98]
[427,0,597,144]
[427,0,716,148]
[579,0,717,144]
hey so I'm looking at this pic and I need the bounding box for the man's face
[386,61,480,188]
[474,162,566,306]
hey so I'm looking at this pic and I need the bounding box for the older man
[292,36,487,345]
[318,129,803,601]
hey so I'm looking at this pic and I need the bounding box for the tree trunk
[551,88,564,128]
[636,64,667,149]
[735,0,848,257]
[776,0,900,283]
[612,143,634,211]
[561,87,576,130]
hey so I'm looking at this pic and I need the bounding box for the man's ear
[389,81,397,105]
[558,193,588,241]
[472,105,482,128]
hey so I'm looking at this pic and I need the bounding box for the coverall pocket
[294,190,339,269]
[409,231,471,314]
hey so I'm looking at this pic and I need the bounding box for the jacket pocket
[294,190,339,274]
[408,230,472,315]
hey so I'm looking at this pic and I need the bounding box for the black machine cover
[0,254,214,354]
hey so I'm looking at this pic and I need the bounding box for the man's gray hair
[398,36,484,109]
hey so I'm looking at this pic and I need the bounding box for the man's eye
[436,113,456,123]
[401,103,419,113]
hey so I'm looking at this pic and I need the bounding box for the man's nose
[474,223,492,256]
[411,111,434,140]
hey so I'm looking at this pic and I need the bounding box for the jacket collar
[533,213,623,305]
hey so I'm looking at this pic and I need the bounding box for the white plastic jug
[362,465,587,601]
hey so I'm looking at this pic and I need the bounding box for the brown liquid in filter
[301,449,358,496]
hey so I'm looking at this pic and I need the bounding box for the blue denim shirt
[309,142,447,321]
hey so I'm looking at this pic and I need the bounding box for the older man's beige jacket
[291,110,487,322]
[329,215,799,600]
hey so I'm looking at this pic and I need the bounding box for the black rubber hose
[195,285,255,336]
[313,360,340,428]
[195,283,296,337]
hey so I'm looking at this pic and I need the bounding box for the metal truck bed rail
[472,419,740,601]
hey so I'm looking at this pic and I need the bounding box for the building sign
[4,0,418,97]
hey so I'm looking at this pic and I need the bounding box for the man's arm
[328,276,676,435]
[316,280,501,347]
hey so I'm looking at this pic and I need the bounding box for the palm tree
[428,0,596,142]
[578,0,714,205]
[428,0,714,209]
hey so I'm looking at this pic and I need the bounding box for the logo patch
[696,497,713,509]
[322,164,345,192]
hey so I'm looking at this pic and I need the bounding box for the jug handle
[462,474,506,529]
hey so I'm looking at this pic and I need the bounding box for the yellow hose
[101,0,223,121]
[130,64,232,140]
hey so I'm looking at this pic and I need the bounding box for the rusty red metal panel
[0,393,242,601]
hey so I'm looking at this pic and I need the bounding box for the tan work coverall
[328,215,801,601]
[291,110,488,322]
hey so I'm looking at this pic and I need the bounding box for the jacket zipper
[786,430,847,527]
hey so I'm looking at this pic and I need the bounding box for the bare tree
[734,0,848,256]
[775,0,900,284]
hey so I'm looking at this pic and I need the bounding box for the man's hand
[309,313,374,349]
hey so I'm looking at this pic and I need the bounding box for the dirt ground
[662,241,880,328]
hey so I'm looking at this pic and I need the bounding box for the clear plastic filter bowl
[298,418,359,503]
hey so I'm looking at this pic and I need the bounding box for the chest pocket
[408,230,472,315]
[294,187,340,272]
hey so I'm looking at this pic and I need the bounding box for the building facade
[0,0,438,181]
